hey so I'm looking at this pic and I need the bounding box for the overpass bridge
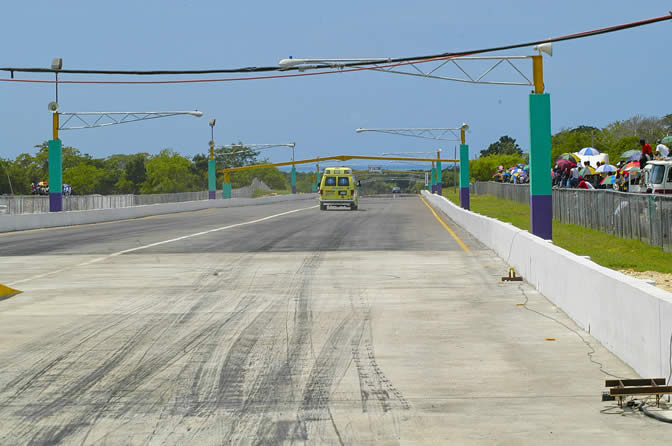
[0,195,665,445]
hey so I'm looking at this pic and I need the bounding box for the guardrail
[0,178,271,215]
[472,182,672,252]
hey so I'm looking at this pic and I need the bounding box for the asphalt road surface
[0,196,668,445]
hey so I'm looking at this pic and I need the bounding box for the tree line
[0,143,295,195]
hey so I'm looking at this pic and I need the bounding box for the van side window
[668,167,672,182]
[324,176,337,186]
[338,177,350,186]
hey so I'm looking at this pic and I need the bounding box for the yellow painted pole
[532,55,544,94]
[52,112,59,140]
[460,129,465,145]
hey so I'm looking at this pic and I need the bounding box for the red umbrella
[556,158,576,170]
[621,161,640,171]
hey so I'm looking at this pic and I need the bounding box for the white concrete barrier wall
[0,194,317,233]
[422,190,672,379]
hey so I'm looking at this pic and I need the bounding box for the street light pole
[208,118,216,199]
[529,46,553,240]
[46,58,64,212]
[297,51,551,239]
[46,106,203,212]
[459,124,470,210]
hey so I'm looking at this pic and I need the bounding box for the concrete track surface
[0,197,668,445]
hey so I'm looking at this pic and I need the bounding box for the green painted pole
[222,183,232,199]
[459,144,470,210]
[48,139,62,212]
[291,165,296,194]
[222,173,232,199]
[208,160,216,199]
[436,159,442,196]
[529,93,552,240]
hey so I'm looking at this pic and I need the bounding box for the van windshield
[338,177,350,186]
[650,165,665,184]
[324,176,337,186]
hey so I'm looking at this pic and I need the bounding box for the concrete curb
[0,194,317,233]
[422,190,672,379]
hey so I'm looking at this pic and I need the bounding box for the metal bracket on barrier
[502,268,523,282]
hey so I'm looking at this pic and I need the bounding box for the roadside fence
[473,181,672,252]
[0,178,271,215]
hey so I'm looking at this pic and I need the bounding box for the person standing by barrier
[569,164,579,188]
[640,138,653,168]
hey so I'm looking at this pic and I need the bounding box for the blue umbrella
[578,147,600,156]
[627,152,642,162]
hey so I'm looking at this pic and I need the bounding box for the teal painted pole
[48,139,62,212]
[459,144,470,210]
[222,182,232,199]
[430,164,436,193]
[208,159,216,199]
[529,93,552,240]
[436,159,442,196]
[291,165,296,194]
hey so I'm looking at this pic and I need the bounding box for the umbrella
[620,149,640,159]
[621,163,641,174]
[627,152,642,162]
[595,164,618,173]
[578,166,595,176]
[578,147,600,156]
[661,136,672,145]
[557,153,581,163]
[556,158,576,170]
[600,175,617,185]
[621,161,640,170]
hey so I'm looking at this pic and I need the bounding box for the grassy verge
[252,189,291,198]
[440,189,672,274]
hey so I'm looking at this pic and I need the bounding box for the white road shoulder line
[8,205,317,287]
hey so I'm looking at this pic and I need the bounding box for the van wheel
[351,204,358,211]
[320,204,326,211]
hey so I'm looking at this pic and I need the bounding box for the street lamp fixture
[279,57,390,70]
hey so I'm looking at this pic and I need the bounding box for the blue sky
[1,1,670,169]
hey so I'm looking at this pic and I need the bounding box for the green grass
[440,189,672,274]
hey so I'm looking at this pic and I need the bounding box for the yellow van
[319,167,359,210]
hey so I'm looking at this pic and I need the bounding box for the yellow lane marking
[419,195,470,252]
[0,284,22,301]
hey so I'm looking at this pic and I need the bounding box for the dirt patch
[619,269,672,294]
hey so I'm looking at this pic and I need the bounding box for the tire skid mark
[0,253,261,445]
[297,311,364,445]
[215,251,324,445]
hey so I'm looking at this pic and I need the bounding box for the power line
[0,13,670,84]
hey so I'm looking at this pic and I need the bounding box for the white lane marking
[8,205,318,287]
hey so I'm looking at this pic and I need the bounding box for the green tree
[140,149,199,193]
[480,135,523,157]
[63,164,106,194]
